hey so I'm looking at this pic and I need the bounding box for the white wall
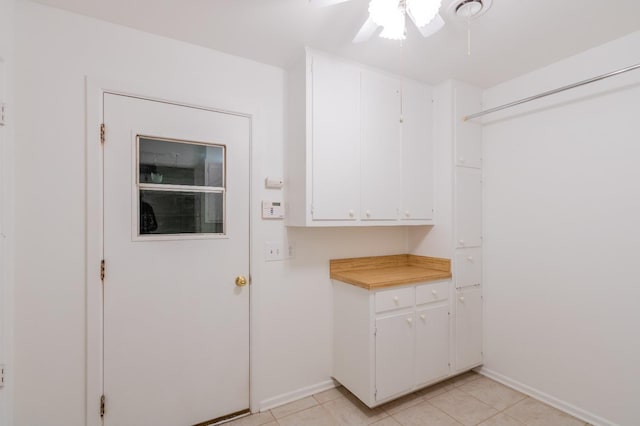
[0,0,15,424]
[13,1,408,425]
[482,32,640,426]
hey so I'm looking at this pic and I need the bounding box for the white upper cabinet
[285,49,434,227]
[361,71,402,220]
[401,81,434,221]
[454,84,483,168]
[312,54,361,220]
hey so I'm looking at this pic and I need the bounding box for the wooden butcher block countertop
[330,254,452,290]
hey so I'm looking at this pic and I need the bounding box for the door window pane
[137,135,226,237]
[140,190,224,235]
[139,137,224,187]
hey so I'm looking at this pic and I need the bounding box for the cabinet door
[455,248,482,289]
[455,167,482,248]
[375,312,414,401]
[415,304,450,385]
[361,71,401,220]
[401,82,434,221]
[454,84,483,168]
[455,287,482,370]
[311,54,361,220]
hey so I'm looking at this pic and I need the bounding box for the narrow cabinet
[451,81,484,374]
[455,286,483,370]
[360,71,402,220]
[454,83,483,168]
[311,54,361,220]
[401,81,434,221]
[455,248,482,288]
[455,167,482,248]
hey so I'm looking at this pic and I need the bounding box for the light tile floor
[225,372,590,426]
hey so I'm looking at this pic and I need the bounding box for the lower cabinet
[333,280,461,407]
[415,304,450,386]
[375,312,415,401]
[455,286,483,370]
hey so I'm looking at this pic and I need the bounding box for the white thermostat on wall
[262,201,285,219]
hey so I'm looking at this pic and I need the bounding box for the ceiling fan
[309,0,491,44]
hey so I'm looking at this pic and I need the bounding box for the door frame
[86,76,260,425]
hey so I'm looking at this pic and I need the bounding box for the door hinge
[100,123,105,144]
[374,327,378,336]
[100,394,105,417]
[100,259,105,281]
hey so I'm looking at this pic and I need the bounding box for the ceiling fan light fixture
[368,0,400,27]
[368,0,443,40]
[378,6,407,40]
[406,0,442,28]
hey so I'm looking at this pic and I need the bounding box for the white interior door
[102,93,250,426]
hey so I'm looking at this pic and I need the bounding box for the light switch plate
[265,241,283,262]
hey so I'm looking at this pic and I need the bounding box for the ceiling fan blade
[352,17,379,43]
[308,0,354,7]
[409,12,445,38]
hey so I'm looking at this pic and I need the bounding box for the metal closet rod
[463,62,640,121]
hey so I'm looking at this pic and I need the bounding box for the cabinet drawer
[416,281,449,305]
[375,287,414,313]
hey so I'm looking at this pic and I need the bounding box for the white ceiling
[30,0,640,87]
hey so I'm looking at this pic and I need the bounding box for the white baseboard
[476,367,616,426]
[258,379,339,412]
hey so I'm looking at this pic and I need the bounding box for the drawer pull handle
[432,290,438,296]
[459,240,465,246]
[393,296,399,303]
[467,256,473,261]
[365,210,371,218]
[420,314,426,320]
[459,296,465,302]
[406,318,413,325]
[348,210,355,218]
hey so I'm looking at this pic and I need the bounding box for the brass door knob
[235,276,248,287]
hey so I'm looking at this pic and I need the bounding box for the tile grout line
[269,373,536,426]
[454,385,530,425]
